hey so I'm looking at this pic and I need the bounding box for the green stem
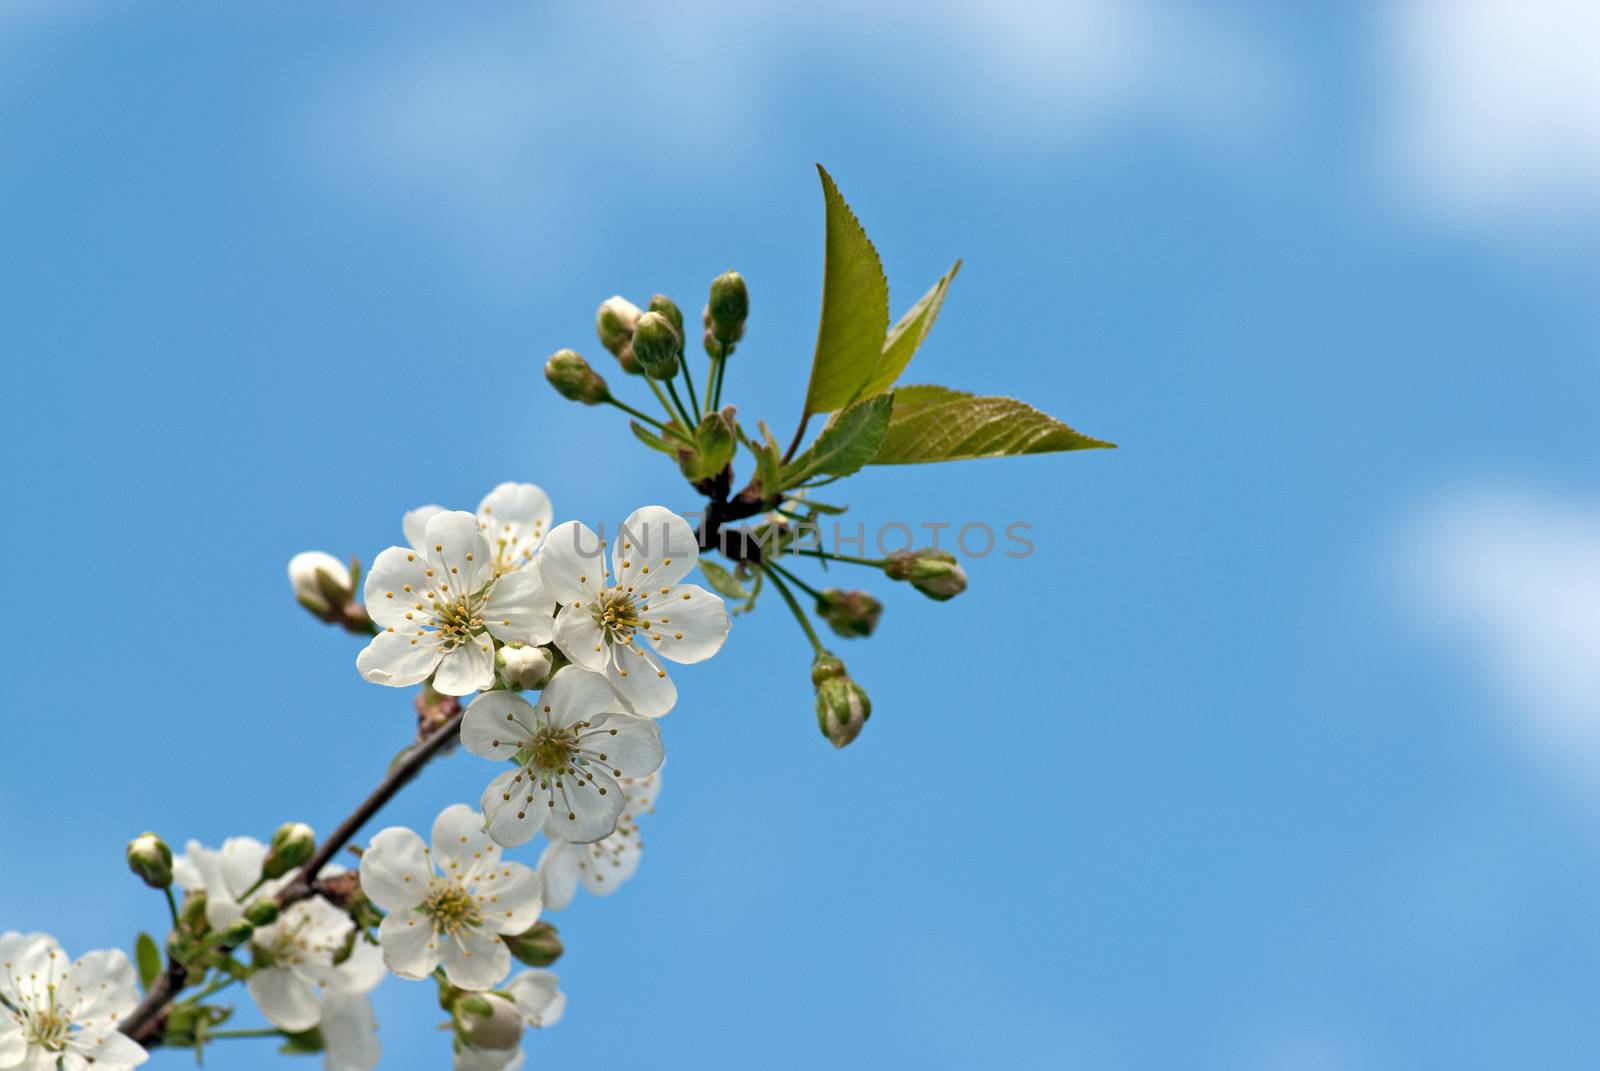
[643,377,680,429]
[791,547,885,568]
[163,886,179,928]
[663,379,698,432]
[182,973,238,1006]
[782,412,811,464]
[207,1028,283,1040]
[237,876,266,901]
[766,559,825,602]
[679,352,701,422]
[762,564,826,657]
[606,396,666,430]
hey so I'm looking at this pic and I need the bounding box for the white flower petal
[358,828,431,914]
[362,546,436,630]
[540,666,620,730]
[402,505,445,553]
[437,927,510,991]
[481,570,556,648]
[477,482,553,569]
[605,644,676,718]
[220,837,268,901]
[432,638,495,697]
[319,990,380,1071]
[474,860,542,936]
[536,841,578,912]
[580,831,642,897]
[644,583,729,665]
[537,521,607,605]
[541,768,625,845]
[0,1027,28,1069]
[453,1045,523,1071]
[423,510,494,597]
[612,506,698,593]
[62,949,138,1021]
[68,1030,147,1071]
[506,970,565,1027]
[551,608,605,671]
[376,911,439,980]
[578,712,663,779]
[461,692,536,762]
[431,803,499,878]
[622,769,662,817]
[356,629,442,689]
[249,966,323,1032]
[481,769,543,849]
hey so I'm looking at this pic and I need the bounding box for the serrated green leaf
[135,932,161,991]
[780,394,894,488]
[697,560,750,601]
[801,166,890,416]
[871,385,1114,464]
[858,259,961,399]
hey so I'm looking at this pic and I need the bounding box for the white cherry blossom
[462,668,664,847]
[246,896,379,1034]
[359,804,543,990]
[357,510,556,696]
[540,505,730,716]
[319,988,381,1071]
[404,483,553,577]
[172,837,291,932]
[0,931,147,1071]
[538,770,661,910]
[450,971,566,1071]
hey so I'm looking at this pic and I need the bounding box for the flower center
[522,725,580,772]
[423,879,482,936]
[20,998,71,1052]
[591,587,644,644]
[430,591,486,650]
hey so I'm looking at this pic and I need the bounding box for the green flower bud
[288,551,354,618]
[812,652,870,748]
[243,898,280,927]
[631,310,681,380]
[595,295,642,358]
[883,548,968,601]
[503,922,563,967]
[220,920,255,946]
[263,821,315,880]
[648,294,685,343]
[496,644,553,690]
[708,271,748,345]
[544,349,609,405]
[454,992,523,1051]
[126,832,173,889]
[814,589,882,638]
[677,408,737,481]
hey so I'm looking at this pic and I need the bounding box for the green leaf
[135,932,162,991]
[858,259,961,399]
[801,165,890,416]
[780,394,894,488]
[740,420,784,500]
[871,385,1115,464]
[697,560,750,601]
[629,420,674,457]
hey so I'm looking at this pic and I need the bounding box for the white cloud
[298,1,1290,274]
[1378,0,1600,232]
[1399,486,1600,780]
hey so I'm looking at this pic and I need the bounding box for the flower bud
[544,349,609,405]
[814,589,882,638]
[648,294,685,342]
[883,548,968,601]
[497,644,553,690]
[288,551,354,618]
[243,898,280,927]
[503,922,563,967]
[708,271,748,345]
[220,920,255,946]
[454,992,524,1051]
[812,653,870,748]
[630,310,681,380]
[595,295,642,358]
[126,832,173,889]
[262,822,315,880]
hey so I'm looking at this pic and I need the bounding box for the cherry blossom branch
[120,706,466,1046]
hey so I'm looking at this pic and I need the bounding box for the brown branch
[120,707,466,1046]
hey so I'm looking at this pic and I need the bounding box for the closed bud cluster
[596,295,643,374]
[126,832,173,889]
[544,349,609,405]
[814,588,882,638]
[648,294,685,340]
[288,552,369,631]
[503,921,563,967]
[812,653,871,748]
[883,548,968,601]
[263,821,315,879]
[707,270,748,346]
[631,310,681,380]
[454,992,523,1051]
[496,644,553,690]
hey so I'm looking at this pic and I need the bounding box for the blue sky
[4,2,1600,1068]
